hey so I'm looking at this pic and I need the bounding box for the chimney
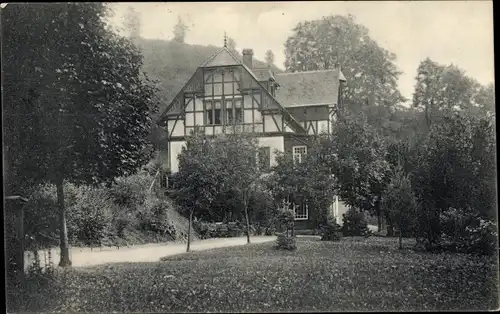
[242,48,253,69]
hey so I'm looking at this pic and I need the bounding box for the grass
[11,237,499,312]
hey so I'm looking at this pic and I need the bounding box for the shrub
[108,173,152,208]
[67,187,115,247]
[276,203,295,237]
[342,208,371,237]
[276,233,297,250]
[193,221,248,239]
[382,169,417,243]
[320,217,343,241]
[440,207,497,255]
[136,197,177,240]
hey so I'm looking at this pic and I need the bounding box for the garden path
[25,236,276,269]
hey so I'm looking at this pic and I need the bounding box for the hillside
[136,38,283,118]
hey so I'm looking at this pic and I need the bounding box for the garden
[13,236,498,312]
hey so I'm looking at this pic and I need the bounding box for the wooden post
[5,196,28,290]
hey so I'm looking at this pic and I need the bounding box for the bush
[439,207,497,255]
[382,169,417,241]
[320,218,343,241]
[67,187,115,247]
[108,174,152,208]
[276,233,297,250]
[342,208,371,237]
[193,221,248,239]
[276,204,295,236]
[136,197,177,240]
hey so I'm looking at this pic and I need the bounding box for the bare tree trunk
[244,195,251,244]
[187,210,193,252]
[375,198,382,232]
[56,179,71,267]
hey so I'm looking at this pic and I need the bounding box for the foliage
[381,169,418,238]
[14,237,498,313]
[320,216,343,241]
[3,3,157,189]
[173,16,189,43]
[19,173,194,250]
[268,139,337,228]
[329,113,391,231]
[341,208,371,237]
[411,111,496,251]
[108,173,152,208]
[412,58,494,127]
[193,221,250,239]
[226,36,238,55]
[265,49,275,66]
[175,132,262,245]
[67,186,115,247]
[276,233,297,251]
[284,14,406,108]
[439,207,498,255]
[123,6,141,40]
[3,3,158,265]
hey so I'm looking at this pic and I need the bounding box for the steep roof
[274,69,346,107]
[201,47,242,67]
[252,67,275,82]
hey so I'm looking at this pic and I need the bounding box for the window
[205,100,222,125]
[293,146,307,163]
[258,146,271,171]
[225,99,243,124]
[294,202,308,220]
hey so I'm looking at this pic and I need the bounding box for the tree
[214,133,261,244]
[410,110,496,249]
[413,58,492,127]
[174,131,261,247]
[284,14,406,108]
[3,3,157,266]
[174,132,223,252]
[381,168,417,249]
[268,137,337,229]
[173,16,189,43]
[265,49,275,67]
[226,36,238,55]
[123,6,141,41]
[328,113,391,232]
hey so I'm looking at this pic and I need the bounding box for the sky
[109,1,494,104]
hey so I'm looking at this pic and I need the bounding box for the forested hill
[136,38,282,117]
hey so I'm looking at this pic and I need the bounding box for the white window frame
[292,145,307,164]
[294,202,309,220]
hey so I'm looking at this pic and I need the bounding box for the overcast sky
[109,1,494,104]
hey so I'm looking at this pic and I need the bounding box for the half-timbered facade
[157,45,348,227]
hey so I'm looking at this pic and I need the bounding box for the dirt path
[25,236,276,269]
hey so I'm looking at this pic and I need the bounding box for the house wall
[169,141,186,173]
[167,119,185,137]
[257,136,284,167]
[334,199,350,226]
[283,135,313,155]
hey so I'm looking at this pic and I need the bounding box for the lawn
[13,237,499,312]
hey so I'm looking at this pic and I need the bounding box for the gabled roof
[201,47,241,67]
[159,47,307,133]
[274,69,345,108]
